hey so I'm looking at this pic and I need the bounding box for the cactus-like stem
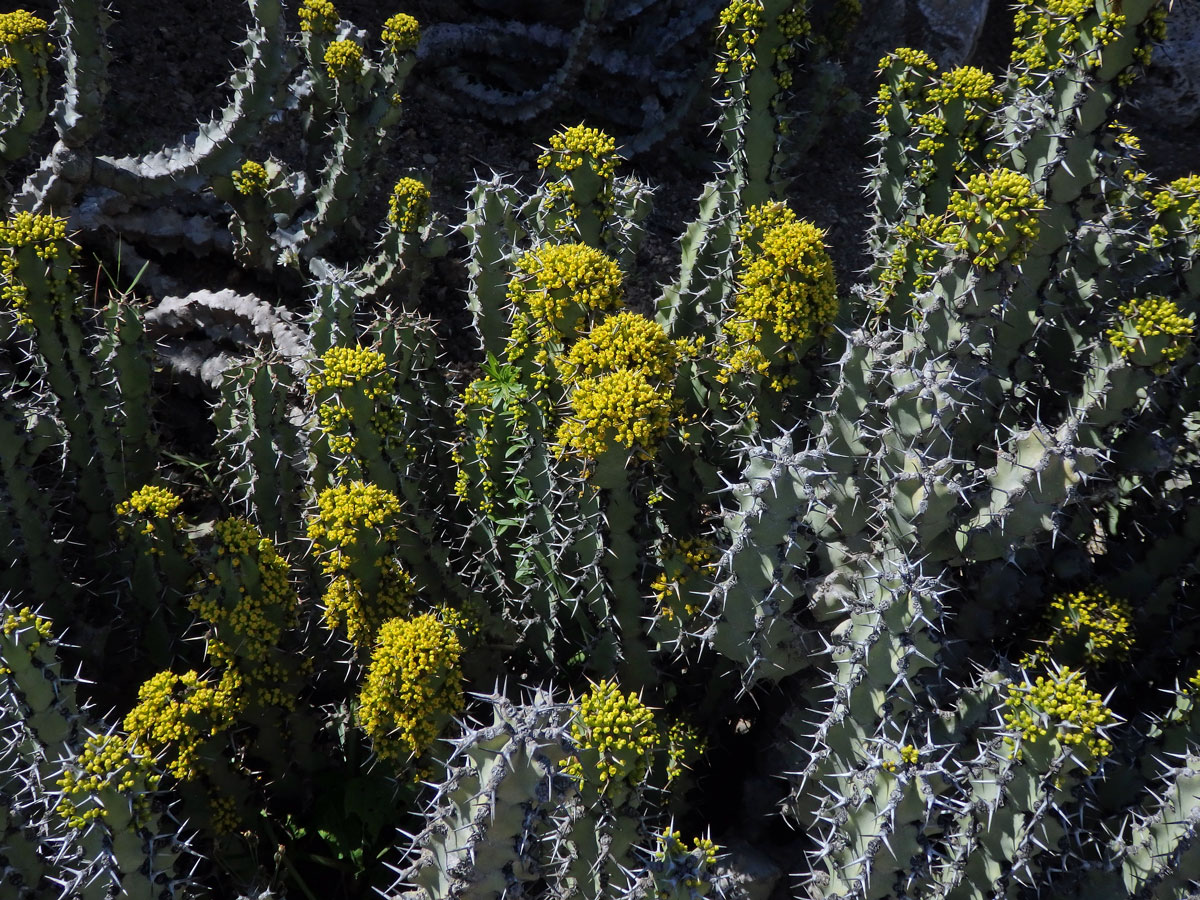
[0,405,63,605]
[0,11,53,166]
[657,0,813,339]
[214,357,314,543]
[0,213,128,544]
[91,0,290,201]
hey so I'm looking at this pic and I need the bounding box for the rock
[915,0,991,67]
[1137,0,1200,128]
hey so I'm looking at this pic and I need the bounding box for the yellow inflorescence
[899,744,920,765]
[308,481,403,548]
[387,177,431,234]
[1002,667,1114,762]
[0,213,76,329]
[308,347,401,454]
[720,219,837,388]
[56,734,159,830]
[559,311,686,386]
[715,0,766,77]
[190,519,298,680]
[231,160,269,196]
[1107,295,1194,373]
[555,369,674,462]
[565,679,659,789]
[506,243,623,347]
[665,718,706,783]
[298,0,338,33]
[381,13,420,53]
[116,484,183,519]
[1152,175,1200,227]
[1021,587,1134,669]
[653,538,716,623]
[1,606,53,647]
[324,39,363,80]
[308,346,393,394]
[358,613,464,763]
[321,563,415,648]
[124,669,245,781]
[0,10,47,44]
[946,168,1043,270]
[926,66,999,106]
[537,125,618,179]
[0,10,51,72]
[307,482,413,646]
[739,202,797,253]
[0,210,69,251]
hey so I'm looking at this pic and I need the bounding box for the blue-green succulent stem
[91,0,289,201]
[214,358,313,544]
[0,406,62,604]
[587,457,659,687]
[0,10,52,165]
[463,176,535,358]
[52,0,111,149]
[0,223,128,544]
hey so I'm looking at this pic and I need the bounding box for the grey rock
[1137,0,1200,127]
[916,0,991,67]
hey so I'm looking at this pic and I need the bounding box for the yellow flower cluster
[358,613,463,763]
[116,484,184,548]
[946,168,1043,270]
[381,13,420,53]
[1021,587,1134,669]
[652,538,716,623]
[926,66,999,106]
[565,679,659,790]
[308,347,401,454]
[1,605,53,647]
[715,0,766,77]
[324,39,363,80]
[322,561,415,648]
[308,346,394,394]
[738,202,796,259]
[190,519,298,681]
[559,311,685,386]
[537,125,618,180]
[0,210,69,251]
[0,10,47,44]
[298,0,338,33]
[0,213,77,328]
[56,734,159,830]
[209,793,240,834]
[0,10,51,72]
[1002,668,1114,762]
[1152,175,1200,226]
[387,177,431,234]
[874,48,938,127]
[1107,295,1194,373]
[231,160,269,196]
[308,481,402,548]
[307,482,413,646]
[899,743,920,765]
[1010,0,1123,82]
[719,219,837,388]
[555,369,674,461]
[506,243,623,346]
[665,718,706,783]
[124,669,244,781]
[116,484,183,519]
